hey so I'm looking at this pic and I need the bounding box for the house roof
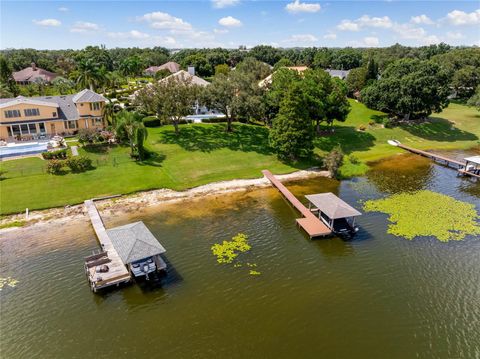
[258,66,309,87]
[0,96,59,109]
[0,89,105,121]
[161,70,210,87]
[145,62,181,74]
[464,156,480,165]
[13,66,58,83]
[72,89,107,103]
[325,69,350,79]
[106,221,166,264]
[305,193,362,219]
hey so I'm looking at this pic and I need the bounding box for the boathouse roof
[464,156,480,165]
[106,221,166,264]
[305,193,362,219]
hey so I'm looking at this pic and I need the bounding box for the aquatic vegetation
[364,190,480,242]
[249,270,261,276]
[0,277,19,290]
[0,220,26,230]
[211,233,251,264]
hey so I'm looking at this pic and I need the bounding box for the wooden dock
[396,143,465,169]
[84,200,131,291]
[262,170,332,238]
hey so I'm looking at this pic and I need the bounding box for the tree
[215,64,230,76]
[346,67,367,95]
[182,54,213,77]
[467,85,480,110]
[52,76,75,94]
[0,56,19,97]
[361,59,450,121]
[120,55,144,77]
[115,111,148,160]
[249,45,281,65]
[365,56,378,81]
[451,65,480,99]
[312,48,333,69]
[323,146,344,179]
[202,74,237,132]
[135,77,198,135]
[76,58,102,90]
[273,58,294,71]
[235,57,272,81]
[325,78,350,126]
[269,84,314,160]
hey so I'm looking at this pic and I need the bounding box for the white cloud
[214,28,229,34]
[393,23,440,45]
[323,32,337,40]
[337,20,360,31]
[70,21,99,33]
[285,0,321,14]
[446,9,480,25]
[33,19,61,27]
[411,14,434,25]
[211,0,240,8]
[446,31,465,40]
[108,30,150,39]
[363,36,379,46]
[338,15,392,31]
[58,7,68,12]
[218,16,242,27]
[137,12,192,31]
[284,34,318,43]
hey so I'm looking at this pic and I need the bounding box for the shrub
[46,159,64,174]
[348,154,360,165]
[357,125,367,131]
[323,146,344,179]
[42,149,67,160]
[143,116,161,127]
[65,156,93,173]
[368,120,376,126]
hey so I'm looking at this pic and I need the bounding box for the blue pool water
[0,142,48,158]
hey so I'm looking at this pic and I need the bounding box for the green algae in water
[0,277,19,290]
[211,233,251,264]
[364,190,480,242]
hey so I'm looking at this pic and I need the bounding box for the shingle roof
[145,62,181,74]
[325,69,350,79]
[0,89,105,121]
[305,193,362,219]
[161,70,210,87]
[13,66,58,83]
[106,221,166,264]
[72,89,107,103]
[0,96,59,109]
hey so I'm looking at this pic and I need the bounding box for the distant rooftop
[13,63,58,83]
[161,70,210,87]
[72,89,107,103]
[106,221,166,264]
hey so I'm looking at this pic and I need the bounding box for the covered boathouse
[106,221,167,279]
[305,193,362,237]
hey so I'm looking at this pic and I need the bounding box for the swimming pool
[0,142,49,159]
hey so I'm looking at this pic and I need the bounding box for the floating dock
[262,170,332,238]
[84,200,131,292]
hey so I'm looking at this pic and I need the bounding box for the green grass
[315,100,480,177]
[0,101,478,215]
[0,220,26,229]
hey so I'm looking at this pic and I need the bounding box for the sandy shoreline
[0,168,330,233]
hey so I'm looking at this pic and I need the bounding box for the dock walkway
[396,143,464,168]
[262,170,331,238]
[84,200,131,290]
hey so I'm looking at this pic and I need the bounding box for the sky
[0,0,479,49]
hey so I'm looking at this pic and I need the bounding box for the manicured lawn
[0,101,478,214]
[315,100,480,176]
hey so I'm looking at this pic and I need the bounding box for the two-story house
[0,89,107,141]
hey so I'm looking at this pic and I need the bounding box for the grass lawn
[0,100,478,215]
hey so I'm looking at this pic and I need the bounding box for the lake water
[1,152,479,359]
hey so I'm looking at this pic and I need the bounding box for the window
[24,108,40,117]
[91,118,103,126]
[64,120,77,129]
[38,123,46,133]
[20,124,29,134]
[7,127,12,136]
[11,125,20,136]
[89,102,101,111]
[4,110,21,118]
[52,112,57,117]
[28,123,37,134]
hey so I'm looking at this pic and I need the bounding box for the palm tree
[115,111,148,160]
[76,58,101,91]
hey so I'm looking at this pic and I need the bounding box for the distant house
[0,89,106,140]
[325,69,350,80]
[160,68,210,87]
[144,61,181,76]
[13,63,58,85]
[258,66,308,87]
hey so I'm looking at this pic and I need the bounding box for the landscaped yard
[0,100,478,215]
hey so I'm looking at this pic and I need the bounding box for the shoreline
[0,168,330,233]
